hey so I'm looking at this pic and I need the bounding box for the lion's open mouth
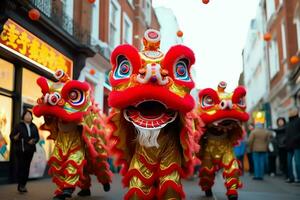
[212,118,240,127]
[123,101,177,129]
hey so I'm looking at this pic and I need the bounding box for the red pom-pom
[177,30,183,37]
[290,56,300,64]
[28,9,40,21]
[263,32,272,41]
[202,0,210,4]
[87,0,96,3]
[89,68,96,75]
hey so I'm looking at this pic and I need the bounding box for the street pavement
[0,172,299,200]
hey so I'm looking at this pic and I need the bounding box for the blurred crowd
[235,108,300,183]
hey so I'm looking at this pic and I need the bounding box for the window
[62,0,74,35]
[145,0,152,26]
[269,37,280,79]
[91,0,100,41]
[22,68,54,163]
[294,3,300,51]
[266,0,276,20]
[127,0,134,8]
[109,0,121,49]
[0,58,14,91]
[0,95,12,161]
[122,13,133,44]
[22,68,43,104]
[32,0,51,17]
[281,20,287,60]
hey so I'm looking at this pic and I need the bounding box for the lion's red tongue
[124,101,177,129]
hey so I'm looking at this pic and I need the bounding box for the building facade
[78,0,160,115]
[243,0,300,127]
[263,0,299,125]
[243,18,269,113]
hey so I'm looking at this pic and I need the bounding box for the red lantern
[87,0,96,3]
[177,30,183,37]
[89,69,96,75]
[290,56,300,65]
[263,32,272,41]
[202,0,210,4]
[28,8,40,21]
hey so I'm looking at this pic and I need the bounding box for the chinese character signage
[0,19,73,77]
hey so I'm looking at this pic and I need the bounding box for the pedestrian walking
[285,109,300,183]
[9,110,39,193]
[271,117,287,178]
[246,123,255,174]
[268,130,278,176]
[248,123,271,180]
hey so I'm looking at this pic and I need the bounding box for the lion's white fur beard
[135,127,161,148]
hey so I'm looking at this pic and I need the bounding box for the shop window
[0,95,12,161]
[22,68,43,105]
[22,68,54,167]
[0,58,14,91]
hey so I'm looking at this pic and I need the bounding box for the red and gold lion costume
[108,29,200,200]
[196,81,249,200]
[33,70,112,200]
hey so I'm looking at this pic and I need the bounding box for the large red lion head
[33,70,92,123]
[108,29,196,130]
[198,81,249,127]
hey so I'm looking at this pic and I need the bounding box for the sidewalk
[0,173,299,200]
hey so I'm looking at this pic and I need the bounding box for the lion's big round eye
[68,89,85,106]
[237,97,246,108]
[174,60,190,81]
[201,95,215,108]
[114,56,132,79]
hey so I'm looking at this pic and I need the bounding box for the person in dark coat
[271,117,287,178]
[10,110,39,192]
[246,123,254,174]
[268,130,278,176]
[285,109,300,183]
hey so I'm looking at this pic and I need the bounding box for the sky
[152,0,260,91]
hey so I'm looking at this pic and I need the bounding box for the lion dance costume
[197,81,249,200]
[108,29,200,200]
[33,70,112,200]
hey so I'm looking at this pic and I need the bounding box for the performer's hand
[14,132,20,140]
[28,139,35,145]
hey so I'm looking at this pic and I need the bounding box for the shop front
[0,18,76,183]
[0,10,97,185]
